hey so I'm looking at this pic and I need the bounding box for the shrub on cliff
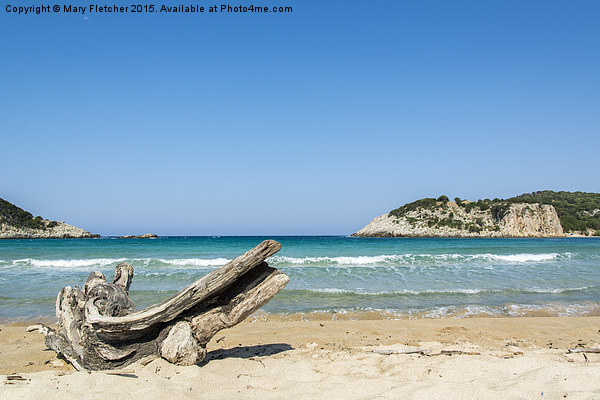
[476,199,491,210]
[468,224,482,233]
[463,203,476,213]
[46,221,59,229]
[437,218,464,230]
[490,203,510,222]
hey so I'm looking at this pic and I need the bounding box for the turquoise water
[1,236,599,320]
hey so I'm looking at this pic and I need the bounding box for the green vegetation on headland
[388,191,600,235]
[0,197,58,230]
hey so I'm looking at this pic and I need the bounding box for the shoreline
[2,316,600,398]
[4,302,600,325]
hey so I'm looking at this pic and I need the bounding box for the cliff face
[500,203,563,237]
[352,202,564,238]
[0,220,100,239]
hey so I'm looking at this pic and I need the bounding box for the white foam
[0,251,572,272]
[268,252,569,266]
[305,288,487,295]
[309,288,356,294]
[3,257,232,270]
[13,258,127,268]
[269,255,412,265]
[303,286,593,296]
[258,302,600,320]
[156,258,230,267]
[524,286,592,294]
[407,302,600,319]
[501,302,600,317]
[481,253,562,262]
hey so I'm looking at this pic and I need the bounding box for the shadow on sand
[199,343,294,366]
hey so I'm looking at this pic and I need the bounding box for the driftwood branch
[370,349,481,356]
[567,348,600,354]
[44,240,289,370]
[370,348,431,355]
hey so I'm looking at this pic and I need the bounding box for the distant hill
[353,191,600,238]
[0,197,100,239]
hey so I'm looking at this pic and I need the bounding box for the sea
[1,236,599,321]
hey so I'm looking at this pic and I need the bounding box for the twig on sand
[99,369,137,377]
[6,375,28,381]
[431,350,481,356]
[370,348,481,356]
[567,348,600,354]
[370,348,430,355]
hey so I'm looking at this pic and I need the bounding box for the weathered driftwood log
[44,240,289,370]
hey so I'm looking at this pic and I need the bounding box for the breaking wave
[156,258,231,267]
[0,252,572,271]
[9,258,128,268]
[267,252,570,266]
[0,257,230,271]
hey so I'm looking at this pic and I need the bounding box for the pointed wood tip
[261,239,282,252]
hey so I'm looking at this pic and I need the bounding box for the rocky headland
[0,197,100,239]
[353,191,600,238]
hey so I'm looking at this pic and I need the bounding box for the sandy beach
[2,315,600,399]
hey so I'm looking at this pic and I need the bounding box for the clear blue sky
[2,1,599,235]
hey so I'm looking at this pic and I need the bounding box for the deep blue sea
[1,236,599,321]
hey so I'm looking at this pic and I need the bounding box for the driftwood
[567,348,600,354]
[433,350,481,356]
[44,240,289,370]
[370,348,431,355]
[370,349,480,356]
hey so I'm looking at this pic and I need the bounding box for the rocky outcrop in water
[352,201,564,238]
[117,234,158,239]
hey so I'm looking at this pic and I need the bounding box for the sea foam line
[259,302,600,319]
[299,286,594,296]
[10,258,128,268]
[414,302,600,319]
[3,257,231,270]
[156,258,231,267]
